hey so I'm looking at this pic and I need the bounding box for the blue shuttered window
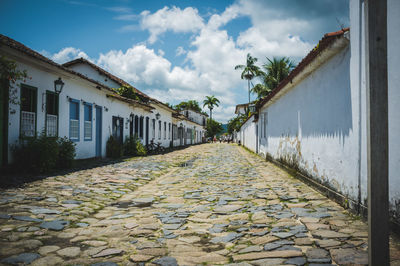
[69,100,79,141]
[84,103,92,141]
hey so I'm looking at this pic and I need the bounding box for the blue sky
[0,0,349,122]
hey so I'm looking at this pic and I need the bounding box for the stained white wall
[239,115,257,153]
[348,0,400,218]
[258,45,360,199]
[386,0,400,217]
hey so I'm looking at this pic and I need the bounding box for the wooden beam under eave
[365,0,389,265]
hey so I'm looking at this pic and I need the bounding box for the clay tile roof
[257,28,350,109]
[0,34,114,94]
[63,58,178,113]
[63,57,150,99]
[0,34,152,109]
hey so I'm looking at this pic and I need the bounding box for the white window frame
[46,114,58,137]
[21,111,36,137]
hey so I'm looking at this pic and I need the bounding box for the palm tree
[251,83,271,99]
[261,57,295,90]
[203,95,220,121]
[235,53,261,104]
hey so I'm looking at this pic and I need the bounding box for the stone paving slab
[0,143,399,265]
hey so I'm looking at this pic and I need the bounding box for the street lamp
[54,77,64,94]
[155,113,161,120]
[249,103,256,113]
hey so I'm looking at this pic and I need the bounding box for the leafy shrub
[57,137,76,169]
[123,135,138,156]
[106,135,123,158]
[123,135,147,157]
[136,140,147,156]
[11,132,76,173]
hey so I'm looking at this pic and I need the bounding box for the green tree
[227,114,247,134]
[251,83,271,99]
[203,95,220,121]
[261,57,295,91]
[175,100,202,113]
[235,53,261,104]
[115,84,149,103]
[206,118,223,138]
[0,56,28,105]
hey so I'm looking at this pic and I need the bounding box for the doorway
[145,117,149,146]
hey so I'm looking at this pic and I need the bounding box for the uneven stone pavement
[0,143,399,265]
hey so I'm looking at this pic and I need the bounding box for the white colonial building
[0,34,206,165]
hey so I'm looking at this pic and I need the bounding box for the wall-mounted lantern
[155,113,161,120]
[54,77,64,94]
[249,103,256,113]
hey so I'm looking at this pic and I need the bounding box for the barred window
[20,85,37,137]
[84,103,92,140]
[158,121,161,139]
[69,100,79,140]
[164,122,167,139]
[46,91,58,137]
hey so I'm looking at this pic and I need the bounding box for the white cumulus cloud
[140,6,204,44]
[49,47,90,64]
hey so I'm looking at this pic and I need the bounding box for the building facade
[0,34,206,165]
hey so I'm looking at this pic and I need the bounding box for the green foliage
[234,53,261,81]
[136,140,147,156]
[227,114,247,134]
[115,84,148,103]
[203,95,220,121]
[260,57,296,91]
[175,100,203,113]
[123,135,147,157]
[11,132,76,173]
[123,135,138,156]
[57,137,76,169]
[106,135,123,158]
[235,53,262,103]
[206,118,224,138]
[0,56,28,105]
[250,83,271,99]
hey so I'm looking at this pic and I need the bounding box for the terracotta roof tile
[257,28,349,109]
[63,57,150,99]
[0,34,152,109]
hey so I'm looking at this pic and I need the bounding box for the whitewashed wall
[388,0,400,217]
[258,46,359,199]
[349,0,400,218]
[7,58,150,160]
[66,63,121,89]
[149,104,173,148]
[239,115,257,153]
[180,109,207,126]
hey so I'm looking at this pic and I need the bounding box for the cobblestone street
[0,144,399,265]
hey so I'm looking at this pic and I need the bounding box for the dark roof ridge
[63,57,150,99]
[64,57,177,113]
[0,34,151,109]
[257,27,350,108]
